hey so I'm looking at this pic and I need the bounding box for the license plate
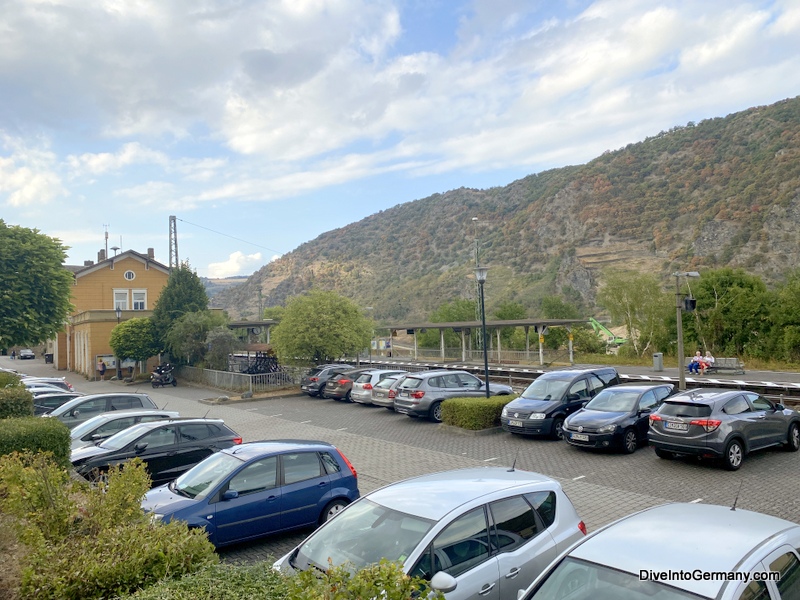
[375,393,385,398]
[509,419,523,427]
[665,421,688,431]
[571,433,589,442]
[301,386,307,390]
[399,392,409,398]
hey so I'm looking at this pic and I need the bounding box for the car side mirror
[775,403,785,411]
[134,442,148,453]
[567,393,580,402]
[430,571,458,594]
[639,407,652,415]
[72,409,80,417]
[222,489,239,501]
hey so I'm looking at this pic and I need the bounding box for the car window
[567,379,589,400]
[770,551,800,598]
[139,415,168,424]
[179,424,214,442]
[654,386,673,401]
[525,491,557,528]
[489,495,541,553]
[442,374,462,389]
[457,373,481,388]
[74,398,108,416]
[427,376,444,388]
[374,377,397,390]
[723,396,751,415]
[432,507,491,578]
[401,378,423,390]
[95,417,137,436]
[596,370,620,386]
[587,374,606,393]
[320,452,341,474]
[283,452,323,484]
[659,402,712,418]
[228,457,278,495]
[745,393,774,412]
[110,396,142,410]
[638,391,658,411]
[356,373,372,383]
[737,580,770,600]
[138,425,177,449]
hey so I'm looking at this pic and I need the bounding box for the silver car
[648,388,800,470]
[70,409,181,450]
[44,393,159,428]
[370,373,409,409]
[275,467,586,600]
[350,369,408,405]
[394,370,514,422]
[515,502,800,600]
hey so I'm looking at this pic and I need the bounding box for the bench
[685,356,745,375]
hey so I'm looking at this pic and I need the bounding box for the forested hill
[212,96,800,321]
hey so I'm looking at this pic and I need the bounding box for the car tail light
[388,390,396,399]
[411,391,425,399]
[578,521,587,535]
[337,449,358,478]
[649,414,663,424]
[309,377,319,382]
[67,383,74,390]
[232,437,243,445]
[337,378,352,385]
[690,419,722,432]
[362,383,373,390]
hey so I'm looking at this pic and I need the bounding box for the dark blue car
[142,440,360,547]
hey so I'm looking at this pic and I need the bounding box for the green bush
[0,417,70,465]
[441,395,516,430]
[0,386,33,419]
[0,372,23,388]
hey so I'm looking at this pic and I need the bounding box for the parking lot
[6,356,800,566]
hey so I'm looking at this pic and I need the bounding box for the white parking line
[268,414,283,417]
[573,475,586,481]
[690,498,703,503]
[300,420,312,424]
[483,457,498,462]
[245,408,260,411]
[337,427,348,431]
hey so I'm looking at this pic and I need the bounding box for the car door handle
[318,482,327,487]
[755,415,766,419]
[478,583,496,595]
[505,567,521,579]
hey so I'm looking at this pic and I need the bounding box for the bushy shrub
[0,386,33,419]
[0,454,217,600]
[441,395,516,430]
[0,417,70,465]
[0,372,23,388]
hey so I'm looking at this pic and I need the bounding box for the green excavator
[589,317,627,348]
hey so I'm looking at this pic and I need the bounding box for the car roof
[404,369,469,378]
[567,503,800,597]
[49,393,152,414]
[111,417,226,434]
[367,467,557,521]
[539,366,617,378]
[223,439,335,460]
[664,388,741,405]
[602,383,673,393]
[80,409,180,423]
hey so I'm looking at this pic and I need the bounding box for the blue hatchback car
[142,440,360,547]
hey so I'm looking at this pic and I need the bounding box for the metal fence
[178,365,307,395]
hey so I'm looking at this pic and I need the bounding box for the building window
[114,290,129,310]
[124,270,136,281]
[132,290,147,310]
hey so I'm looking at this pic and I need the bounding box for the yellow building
[52,249,171,379]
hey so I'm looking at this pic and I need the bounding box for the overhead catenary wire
[175,217,284,256]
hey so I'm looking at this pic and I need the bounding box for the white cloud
[0,136,64,207]
[207,251,265,278]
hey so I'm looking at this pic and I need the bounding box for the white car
[350,369,408,405]
[275,467,586,600]
[516,502,800,600]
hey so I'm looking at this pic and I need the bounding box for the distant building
[51,248,170,378]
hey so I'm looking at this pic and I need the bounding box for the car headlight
[529,413,546,420]
[150,513,165,522]
[597,424,618,433]
[501,407,508,416]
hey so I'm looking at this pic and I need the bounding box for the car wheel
[622,428,638,454]
[787,423,800,452]
[429,402,443,423]
[551,417,565,440]
[723,439,744,471]
[345,390,352,403]
[171,379,177,387]
[319,499,350,525]
[654,448,674,460]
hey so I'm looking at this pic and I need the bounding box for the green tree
[597,271,670,357]
[540,295,582,350]
[771,271,800,361]
[417,298,477,349]
[205,326,241,370]
[0,221,74,348]
[110,317,161,374]
[494,301,527,350]
[262,306,285,322]
[165,311,228,365]
[270,290,371,364]
[151,263,208,350]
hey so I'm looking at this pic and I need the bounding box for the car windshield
[293,498,434,571]
[375,377,398,390]
[70,415,112,439]
[356,373,372,383]
[97,423,151,450]
[170,451,243,500]
[519,378,571,401]
[399,378,423,390]
[585,391,641,413]
[528,557,700,600]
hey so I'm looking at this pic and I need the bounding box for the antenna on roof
[202,409,210,419]
[507,449,519,472]
[730,480,744,511]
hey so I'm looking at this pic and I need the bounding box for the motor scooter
[151,363,177,388]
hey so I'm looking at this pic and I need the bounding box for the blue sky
[2,0,799,277]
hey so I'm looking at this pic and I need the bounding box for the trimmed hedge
[0,377,32,420]
[0,417,70,466]
[0,372,23,388]
[441,395,517,430]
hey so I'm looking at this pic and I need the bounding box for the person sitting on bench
[700,351,715,375]
[688,351,702,374]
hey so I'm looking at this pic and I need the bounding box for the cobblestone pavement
[8,356,800,566]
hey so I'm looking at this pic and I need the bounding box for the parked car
[70,409,181,451]
[370,373,409,409]
[142,440,360,547]
[44,393,159,428]
[300,364,353,397]
[71,418,242,487]
[32,391,85,416]
[275,467,586,600]
[18,349,36,360]
[24,381,68,395]
[21,376,74,391]
[514,502,800,600]
[323,367,377,401]
[648,388,800,470]
[501,367,621,439]
[350,369,408,405]
[562,383,675,453]
[394,370,513,422]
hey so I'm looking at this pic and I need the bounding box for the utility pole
[169,215,179,271]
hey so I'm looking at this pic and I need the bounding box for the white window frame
[132,289,147,311]
[113,290,129,310]
[124,270,136,281]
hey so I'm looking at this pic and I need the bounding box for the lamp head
[115,306,122,319]
[474,266,489,283]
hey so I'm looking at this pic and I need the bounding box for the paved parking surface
[7,356,799,567]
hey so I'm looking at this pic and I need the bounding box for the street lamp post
[114,306,122,381]
[474,267,491,399]
[674,271,700,391]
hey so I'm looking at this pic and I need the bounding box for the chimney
[84,260,94,267]
[147,247,155,259]
[98,249,106,262]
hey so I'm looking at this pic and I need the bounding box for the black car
[71,418,243,487]
[299,364,353,397]
[33,391,85,416]
[562,383,675,453]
